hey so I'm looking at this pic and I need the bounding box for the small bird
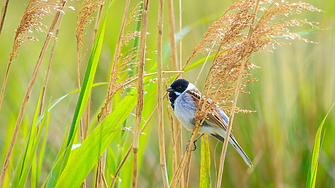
[166,79,252,167]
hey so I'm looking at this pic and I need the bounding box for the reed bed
[0,0,333,187]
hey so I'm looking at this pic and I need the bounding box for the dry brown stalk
[157,0,169,187]
[102,0,130,118]
[132,0,149,187]
[167,0,184,187]
[0,0,54,110]
[216,2,260,187]
[93,4,103,42]
[110,105,158,188]
[221,0,258,182]
[169,122,202,187]
[166,96,177,176]
[178,0,182,70]
[184,148,192,188]
[38,9,64,134]
[0,0,9,37]
[0,0,67,186]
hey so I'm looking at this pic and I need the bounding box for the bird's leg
[186,133,205,151]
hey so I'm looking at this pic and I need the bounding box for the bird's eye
[177,86,182,90]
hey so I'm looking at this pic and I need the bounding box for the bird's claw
[186,139,197,151]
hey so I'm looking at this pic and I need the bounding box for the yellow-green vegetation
[0,0,334,187]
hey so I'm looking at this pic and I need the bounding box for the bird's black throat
[168,91,178,109]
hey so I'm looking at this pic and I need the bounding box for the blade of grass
[17,105,49,188]
[36,112,50,187]
[12,85,44,187]
[55,88,138,188]
[306,102,335,188]
[200,135,211,188]
[46,9,107,187]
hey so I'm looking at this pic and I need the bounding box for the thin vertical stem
[157,0,169,187]
[216,1,259,188]
[132,0,149,187]
[38,10,64,123]
[169,122,201,187]
[0,0,9,37]
[178,0,182,70]
[105,0,131,115]
[0,1,67,187]
[167,0,184,187]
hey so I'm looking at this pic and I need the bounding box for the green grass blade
[36,112,50,187]
[17,105,49,188]
[43,131,68,188]
[306,102,335,188]
[11,85,43,187]
[54,88,138,188]
[46,12,107,186]
[2,115,15,187]
[31,154,37,188]
[200,135,211,188]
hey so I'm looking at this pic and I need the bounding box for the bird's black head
[166,79,189,109]
[167,79,189,93]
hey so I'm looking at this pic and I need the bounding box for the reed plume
[0,0,55,110]
[98,1,144,121]
[169,0,321,187]
[0,0,68,186]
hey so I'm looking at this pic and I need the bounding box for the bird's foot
[185,133,205,151]
[186,140,197,151]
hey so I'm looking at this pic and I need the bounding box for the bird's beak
[166,87,174,92]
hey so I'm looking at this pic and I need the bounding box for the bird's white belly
[173,94,218,135]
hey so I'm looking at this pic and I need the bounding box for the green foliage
[306,102,335,188]
[55,88,137,187]
[0,0,334,187]
[200,135,211,188]
[11,85,49,188]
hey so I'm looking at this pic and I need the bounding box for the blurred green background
[0,0,334,187]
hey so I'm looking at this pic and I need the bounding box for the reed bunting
[166,79,252,167]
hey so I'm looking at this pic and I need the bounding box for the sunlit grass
[0,0,334,187]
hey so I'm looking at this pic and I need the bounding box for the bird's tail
[211,133,253,167]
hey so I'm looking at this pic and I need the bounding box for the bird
[166,78,252,167]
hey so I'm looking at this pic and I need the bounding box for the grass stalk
[215,1,260,187]
[184,149,192,187]
[0,1,67,186]
[157,0,169,187]
[132,1,149,187]
[104,0,130,115]
[166,98,177,178]
[178,0,182,70]
[167,0,184,186]
[93,4,103,42]
[169,122,201,187]
[39,11,64,117]
[110,106,158,188]
[0,0,9,37]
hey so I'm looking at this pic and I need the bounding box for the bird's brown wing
[187,89,235,138]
